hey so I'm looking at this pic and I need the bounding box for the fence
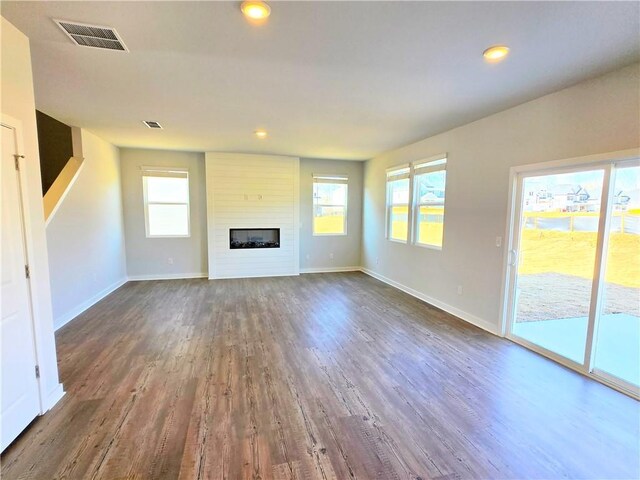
[524,212,640,234]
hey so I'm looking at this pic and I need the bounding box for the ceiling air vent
[143,121,163,129]
[54,19,128,52]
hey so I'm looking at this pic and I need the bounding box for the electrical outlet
[329,253,334,259]
[457,285,463,295]
[496,236,502,247]
[168,257,174,265]
[376,257,380,265]
[306,254,310,260]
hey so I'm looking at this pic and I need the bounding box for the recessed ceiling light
[255,129,267,139]
[483,45,510,62]
[241,1,271,20]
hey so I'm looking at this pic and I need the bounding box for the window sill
[313,233,348,237]
[413,242,443,251]
[146,235,191,239]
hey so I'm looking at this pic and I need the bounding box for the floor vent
[143,121,163,129]
[55,19,128,52]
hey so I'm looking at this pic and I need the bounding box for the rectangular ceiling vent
[55,19,129,52]
[143,121,163,129]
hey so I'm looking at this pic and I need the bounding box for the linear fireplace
[229,228,280,249]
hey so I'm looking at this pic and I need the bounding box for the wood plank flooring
[2,272,639,479]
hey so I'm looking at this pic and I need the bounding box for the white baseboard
[300,266,361,274]
[53,269,498,338]
[360,267,499,336]
[54,277,127,331]
[128,272,208,281]
[209,272,300,280]
[42,383,65,412]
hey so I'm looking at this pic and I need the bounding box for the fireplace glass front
[229,228,280,249]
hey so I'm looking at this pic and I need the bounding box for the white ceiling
[2,1,639,160]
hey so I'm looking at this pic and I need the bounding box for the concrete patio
[513,313,640,387]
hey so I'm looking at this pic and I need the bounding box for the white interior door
[1,123,41,452]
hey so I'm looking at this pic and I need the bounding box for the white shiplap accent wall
[205,152,300,279]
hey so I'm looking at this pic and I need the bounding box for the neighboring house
[419,186,445,204]
[525,184,638,213]
[613,190,631,209]
[548,184,595,212]
[613,188,640,211]
[524,184,597,212]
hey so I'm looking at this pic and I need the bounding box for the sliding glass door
[506,157,639,396]
[511,169,605,363]
[591,165,640,388]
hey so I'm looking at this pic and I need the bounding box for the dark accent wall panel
[35,110,74,195]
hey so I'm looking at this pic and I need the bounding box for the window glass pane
[417,205,444,247]
[314,183,347,205]
[313,181,347,235]
[593,165,640,387]
[146,176,189,203]
[415,171,446,247]
[416,170,446,204]
[389,206,408,241]
[512,169,604,363]
[313,206,346,235]
[148,204,189,236]
[389,178,409,204]
[387,178,409,241]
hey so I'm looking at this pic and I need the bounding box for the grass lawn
[519,230,639,288]
[390,221,443,246]
[331,203,638,288]
[389,206,443,246]
[388,207,638,288]
[314,215,345,235]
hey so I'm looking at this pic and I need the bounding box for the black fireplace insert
[230,228,280,249]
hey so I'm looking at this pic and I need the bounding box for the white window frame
[412,155,447,250]
[141,166,191,238]
[385,154,448,247]
[312,174,348,236]
[385,165,411,243]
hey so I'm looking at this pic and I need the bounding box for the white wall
[120,148,208,279]
[205,152,300,279]
[46,129,127,329]
[1,16,63,409]
[299,158,363,271]
[362,63,640,334]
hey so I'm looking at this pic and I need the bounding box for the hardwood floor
[2,272,638,479]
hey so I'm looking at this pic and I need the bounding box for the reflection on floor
[513,313,639,386]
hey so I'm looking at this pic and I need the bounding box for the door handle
[508,249,518,267]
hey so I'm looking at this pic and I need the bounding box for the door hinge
[35,365,40,379]
[25,265,30,278]
[13,154,24,170]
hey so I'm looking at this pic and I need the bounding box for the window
[413,156,447,248]
[385,155,448,247]
[313,175,348,235]
[142,167,190,237]
[386,166,411,242]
